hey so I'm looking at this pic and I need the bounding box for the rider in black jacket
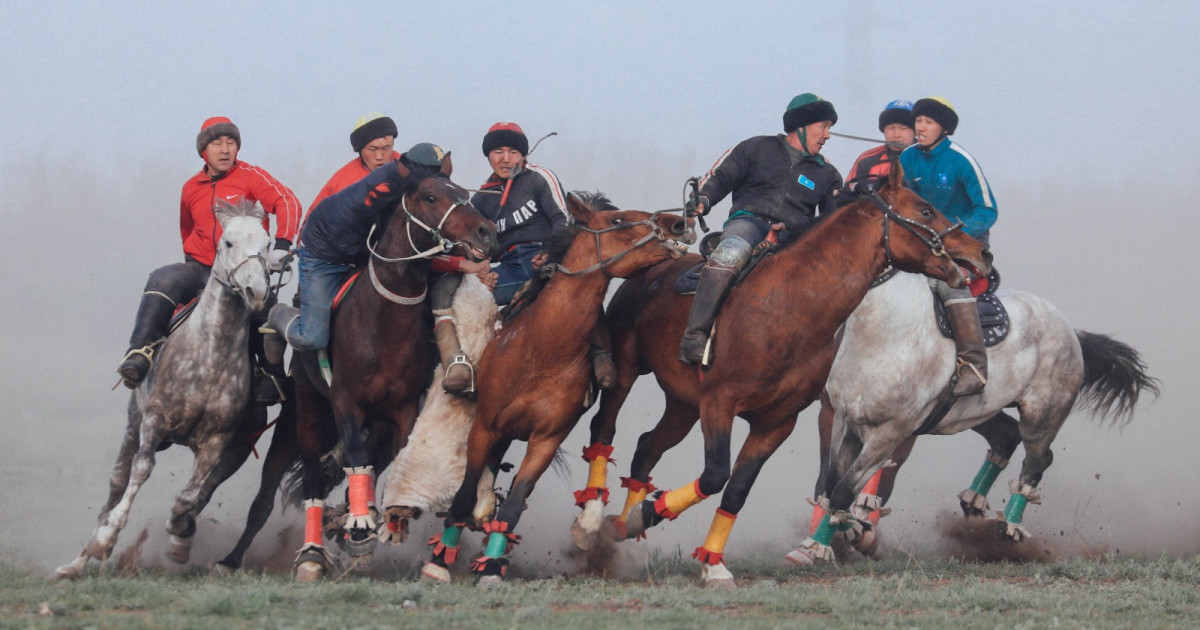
[680,93,843,364]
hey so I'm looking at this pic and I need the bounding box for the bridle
[859,187,964,268]
[363,181,477,305]
[214,250,269,300]
[540,211,678,277]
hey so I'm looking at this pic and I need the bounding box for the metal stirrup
[447,351,476,395]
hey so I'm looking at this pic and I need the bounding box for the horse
[56,200,274,579]
[569,166,992,586]
[419,192,692,585]
[214,159,499,580]
[787,270,1159,563]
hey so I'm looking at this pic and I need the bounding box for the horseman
[307,113,402,213]
[680,93,843,364]
[467,121,618,388]
[845,99,915,181]
[117,117,301,403]
[898,96,997,396]
[263,142,455,357]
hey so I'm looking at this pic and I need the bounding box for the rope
[832,131,884,144]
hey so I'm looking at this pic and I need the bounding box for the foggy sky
[2,2,1197,574]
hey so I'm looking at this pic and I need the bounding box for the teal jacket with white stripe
[898,138,997,240]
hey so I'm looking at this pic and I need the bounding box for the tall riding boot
[589,308,617,390]
[946,301,989,396]
[262,303,301,345]
[678,260,737,365]
[252,323,288,405]
[117,293,177,389]
[433,315,474,396]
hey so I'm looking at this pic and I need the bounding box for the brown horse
[571,166,992,585]
[420,192,691,585]
[223,159,499,581]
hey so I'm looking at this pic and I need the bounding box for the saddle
[166,297,200,335]
[672,230,777,295]
[932,268,1009,346]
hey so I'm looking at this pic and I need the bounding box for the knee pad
[710,235,752,270]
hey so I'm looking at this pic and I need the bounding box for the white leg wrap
[786,538,835,565]
[957,488,991,513]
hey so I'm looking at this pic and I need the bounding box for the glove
[267,247,292,272]
[685,195,710,218]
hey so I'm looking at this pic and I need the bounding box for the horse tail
[1074,330,1160,428]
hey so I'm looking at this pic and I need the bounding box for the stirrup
[115,346,155,390]
[444,351,476,398]
[952,357,987,396]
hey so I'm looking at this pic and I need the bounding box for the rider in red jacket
[117,117,301,393]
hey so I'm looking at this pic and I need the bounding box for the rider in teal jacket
[898,105,997,244]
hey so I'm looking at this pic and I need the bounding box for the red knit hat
[196,116,241,156]
[481,122,529,156]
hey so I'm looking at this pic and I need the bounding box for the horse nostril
[672,220,687,236]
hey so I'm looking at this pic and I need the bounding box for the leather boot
[117,293,176,389]
[678,260,737,365]
[262,303,301,345]
[589,310,617,389]
[946,301,988,396]
[252,327,287,405]
[434,317,474,396]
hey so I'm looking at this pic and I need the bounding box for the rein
[539,212,671,278]
[214,252,269,299]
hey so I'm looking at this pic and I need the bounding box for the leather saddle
[932,268,1009,346]
[672,230,777,295]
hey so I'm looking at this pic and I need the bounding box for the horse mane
[213,198,265,224]
[501,191,617,321]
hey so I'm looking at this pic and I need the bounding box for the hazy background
[2,2,1197,575]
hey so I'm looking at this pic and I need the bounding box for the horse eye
[611,218,624,226]
[920,208,932,219]
[425,194,437,204]
[224,240,233,248]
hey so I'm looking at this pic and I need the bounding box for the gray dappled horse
[56,200,272,579]
[789,271,1159,564]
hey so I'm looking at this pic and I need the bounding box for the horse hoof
[166,534,192,564]
[700,562,736,588]
[477,574,504,589]
[851,529,880,559]
[209,562,235,577]
[571,499,605,550]
[785,538,834,566]
[54,563,83,581]
[343,530,378,558]
[421,562,451,583]
[570,521,594,551]
[294,561,325,583]
[1003,521,1032,542]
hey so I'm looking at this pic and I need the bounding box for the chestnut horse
[420,192,692,585]
[217,160,499,580]
[572,167,992,585]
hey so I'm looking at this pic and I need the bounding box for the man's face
[883,123,915,147]
[360,136,395,171]
[914,116,944,148]
[488,146,524,179]
[203,136,239,176]
[802,120,833,154]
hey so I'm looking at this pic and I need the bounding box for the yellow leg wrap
[657,479,707,520]
[586,456,609,489]
[693,508,737,565]
[617,487,647,522]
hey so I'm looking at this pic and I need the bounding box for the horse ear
[887,160,905,190]
[566,192,590,223]
[440,152,453,177]
[396,158,411,181]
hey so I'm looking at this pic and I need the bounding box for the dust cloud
[1,136,1195,580]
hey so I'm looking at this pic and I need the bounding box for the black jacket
[300,162,405,265]
[471,163,570,255]
[699,134,843,234]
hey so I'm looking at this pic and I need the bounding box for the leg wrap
[692,508,737,565]
[472,520,519,575]
[617,477,655,522]
[1003,479,1043,525]
[574,443,615,507]
[303,499,324,547]
[654,479,708,520]
[345,467,376,530]
[427,523,464,566]
[959,450,1009,512]
[807,497,827,536]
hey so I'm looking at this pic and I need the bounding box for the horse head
[559,192,692,279]
[394,156,499,263]
[212,200,272,312]
[862,164,992,287]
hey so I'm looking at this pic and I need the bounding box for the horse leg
[422,423,499,583]
[329,403,377,568]
[216,401,298,572]
[165,429,252,565]
[293,380,336,582]
[571,359,639,549]
[849,434,916,559]
[618,394,700,540]
[376,401,419,545]
[57,416,168,579]
[694,414,797,587]
[472,436,563,587]
[806,390,836,537]
[1000,402,1071,541]
[957,411,1020,517]
[628,396,734,544]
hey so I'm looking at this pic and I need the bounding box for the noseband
[367,188,474,263]
[541,212,676,277]
[215,251,270,300]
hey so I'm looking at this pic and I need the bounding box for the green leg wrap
[484,532,509,558]
[1004,493,1029,525]
[969,459,1003,495]
[440,524,463,548]
[810,513,835,546]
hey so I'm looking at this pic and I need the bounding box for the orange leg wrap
[347,471,372,517]
[303,500,324,547]
[808,502,827,536]
[864,468,883,524]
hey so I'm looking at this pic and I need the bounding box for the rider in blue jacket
[899,97,996,396]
